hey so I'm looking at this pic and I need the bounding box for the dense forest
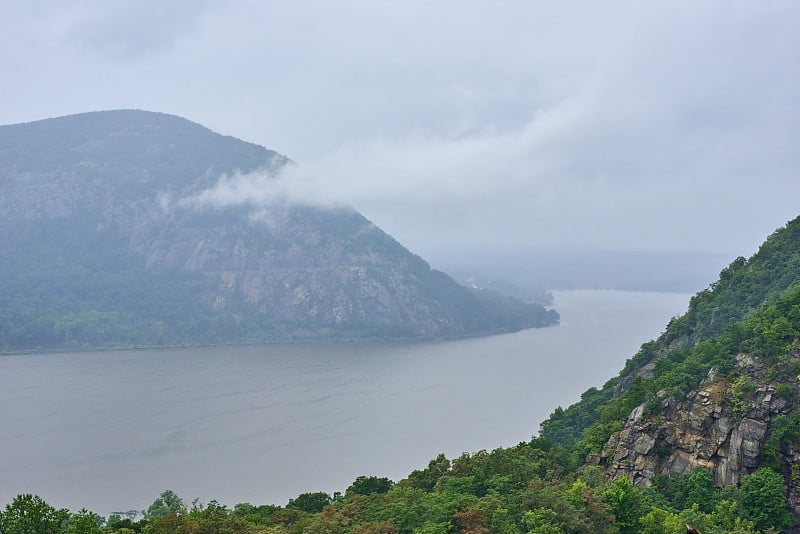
[0,211,555,351]
[3,216,800,533]
[0,462,790,533]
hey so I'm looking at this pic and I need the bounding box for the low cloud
[179,169,290,211]
[2,1,799,260]
[177,90,594,227]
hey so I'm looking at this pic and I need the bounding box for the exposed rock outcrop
[0,110,558,350]
[596,352,800,518]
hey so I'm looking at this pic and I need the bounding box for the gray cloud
[178,168,294,211]
[64,1,217,61]
[1,1,799,262]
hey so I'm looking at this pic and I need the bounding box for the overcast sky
[1,1,799,262]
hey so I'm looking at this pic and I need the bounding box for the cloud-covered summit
[1,1,798,261]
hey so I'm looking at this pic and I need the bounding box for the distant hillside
[435,248,730,294]
[0,110,558,352]
[452,274,554,306]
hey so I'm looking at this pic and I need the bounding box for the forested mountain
[538,215,800,527]
[0,110,557,352]
[3,220,799,531]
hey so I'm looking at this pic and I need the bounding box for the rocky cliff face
[125,198,513,338]
[596,351,800,519]
[0,110,557,350]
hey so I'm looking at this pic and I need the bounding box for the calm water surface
[0,290,689,514]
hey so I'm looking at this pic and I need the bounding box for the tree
[739,468,793,532]
[65,509,103,534]
[352,522,399,534]
[144,513,196,534]
[144,490,186,519]
[105,514,141,533]
[638,507,682,534]
[710,500,756,533]
[406,454,451,491]
[347,476,394,496]
[190,500,249,534]
[230,502,280,524]
[286,492,332,514]
[2,494,70,534]
[523,508,562,534]
[601,477,643,534]
[453,508,489,534]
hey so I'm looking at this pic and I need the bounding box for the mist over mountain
[0,110,557,352]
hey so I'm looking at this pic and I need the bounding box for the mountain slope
[539,214,800,521]
[0,110,558,351]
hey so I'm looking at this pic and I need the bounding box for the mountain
[0,110,558,352]
[434,248,731,294]
[540,214,800,524]
[454,273,554,306]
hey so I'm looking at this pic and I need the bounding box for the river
[0,289,689,515]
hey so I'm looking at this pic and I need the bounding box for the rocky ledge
[594,352,800,518]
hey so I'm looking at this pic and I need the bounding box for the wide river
[0,290,689,515]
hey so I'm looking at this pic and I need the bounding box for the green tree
[739,468,793,532]
[601,477,643,534]
[656,469,716,513]
[405,454,452,491]
[105,514,142,533]
[144,490,186,519]
[347,476,394,496]
[144,513,196,534]
[230,502,280,525]
[683,469,715,513]
[731,376,755,414]
[286,492,332,514]
[523,508,562,534]
[2,494,70,534]
[65,509,103,534]
[638,507,682,534]
[190,501,249,534]
[710,500,756,533]
[488,506,519,534]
